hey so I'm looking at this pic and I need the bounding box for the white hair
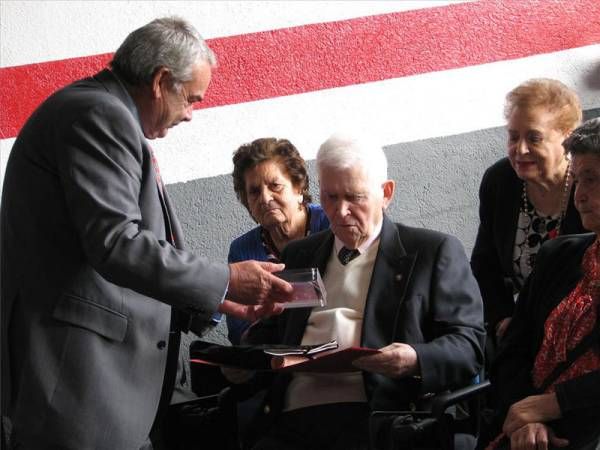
[316,133,388,187]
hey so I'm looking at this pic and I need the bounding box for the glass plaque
[275,268,327,308]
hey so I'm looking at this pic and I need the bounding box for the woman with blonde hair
[471,78,586,345]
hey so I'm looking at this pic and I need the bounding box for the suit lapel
[362,216,417,348]
[93,69,180,250]
[540,250,585,313]
[282,231,334,345]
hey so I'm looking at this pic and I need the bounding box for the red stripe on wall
[2,0,600,139]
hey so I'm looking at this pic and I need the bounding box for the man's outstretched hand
[227,260,293,306]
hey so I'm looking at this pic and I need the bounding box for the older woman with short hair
[227,138,329,344]
[482,117,600,450]
[471,78,587,342]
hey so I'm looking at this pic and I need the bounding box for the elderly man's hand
[227,260,293,305]
[352,343,419,377]
[508,423,569,450]
[502,393,562,436]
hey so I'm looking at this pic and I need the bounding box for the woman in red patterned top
[481,118,600,450]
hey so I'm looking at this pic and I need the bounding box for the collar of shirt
[334,218,383,255]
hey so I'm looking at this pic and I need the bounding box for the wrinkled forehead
[319,162,367,183]
[319,164,385,196]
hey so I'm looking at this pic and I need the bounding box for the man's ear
[382,179,395,210]
[151,67,171,99]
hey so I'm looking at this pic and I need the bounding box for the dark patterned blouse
[513,199,561,288]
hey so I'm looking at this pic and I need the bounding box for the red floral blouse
[532,239,600,391]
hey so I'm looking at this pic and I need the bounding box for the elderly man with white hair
[242,134,485,450]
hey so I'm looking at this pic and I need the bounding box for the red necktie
[149,147,176,245]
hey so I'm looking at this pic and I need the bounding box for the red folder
[271,347,380,372]
[190,344,380,373]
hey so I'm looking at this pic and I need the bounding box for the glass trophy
[275,268,327,308]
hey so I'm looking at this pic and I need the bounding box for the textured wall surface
[2,1,600,364]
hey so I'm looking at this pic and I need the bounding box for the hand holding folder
[190,340,380,373]
[269,346,381,372]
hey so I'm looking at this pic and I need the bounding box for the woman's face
[507,106,570,183]
[244,160,303,229]
[573,153,600,235]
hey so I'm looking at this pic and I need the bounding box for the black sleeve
[491,271,539,418]
[471,165,516,331]
[555,369,600,414]
[412,235,485,393]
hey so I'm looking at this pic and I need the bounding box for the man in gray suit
[1,17,291,450]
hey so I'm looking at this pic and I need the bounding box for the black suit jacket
[491,233,600,444]
[471,158,585,331]
[247,215,485,417]
[1,69,229,449]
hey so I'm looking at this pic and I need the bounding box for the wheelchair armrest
[431,380,491,418]
[370,380,491,450]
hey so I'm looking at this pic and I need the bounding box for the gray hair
[111,16,216,88]
[563,117,600,156]
[316,133,388,187]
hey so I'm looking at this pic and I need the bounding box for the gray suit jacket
[1,69,229,450]
[247,215,485,417]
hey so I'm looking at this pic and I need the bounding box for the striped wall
[2,0,600,345]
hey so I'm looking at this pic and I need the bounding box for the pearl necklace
[520,160,571,273]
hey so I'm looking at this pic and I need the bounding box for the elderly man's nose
[337,201,350,217]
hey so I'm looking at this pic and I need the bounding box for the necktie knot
[338,246,360,265]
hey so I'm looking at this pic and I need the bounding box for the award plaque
[275,268,327,308]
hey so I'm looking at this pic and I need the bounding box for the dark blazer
[247,215,485,418]
[0,69,229,450]
[491,233,600,445]
[471,157,585,331]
